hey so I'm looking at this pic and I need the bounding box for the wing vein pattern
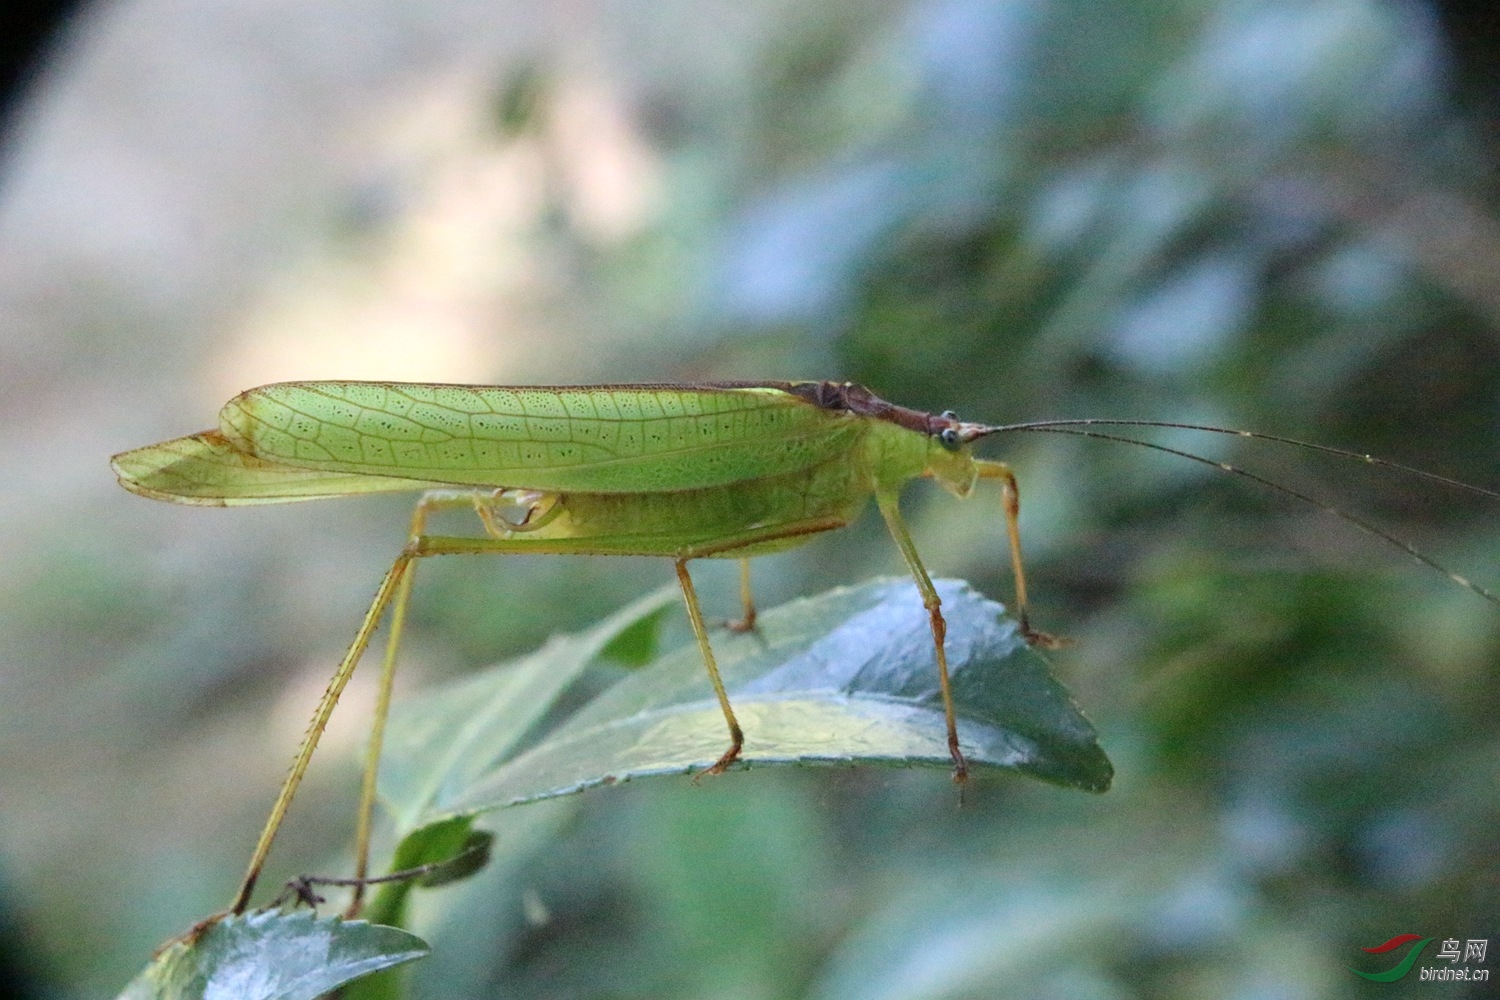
[218,383,863,493]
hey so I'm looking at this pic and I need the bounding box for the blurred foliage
[396,1,1500,996]
[5,0,1500,997]
[401,2,1500,997]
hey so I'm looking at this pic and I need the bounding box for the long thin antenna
[987,418,1500,501]
[987,422,1500,608]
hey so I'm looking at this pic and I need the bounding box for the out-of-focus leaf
[114,910,426,1000]
[809,878,1131,1000]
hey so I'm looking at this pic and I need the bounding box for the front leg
[974,460,1070,648]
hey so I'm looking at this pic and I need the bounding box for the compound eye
[938,427,960,451]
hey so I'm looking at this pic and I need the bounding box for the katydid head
[921,412,993,498]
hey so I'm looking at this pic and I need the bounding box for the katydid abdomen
[519,457,876,558]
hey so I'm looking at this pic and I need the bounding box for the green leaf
[386,577,1110,834]
[376,584,679,832]
[360,817,492,930]
[115,910,426,1000]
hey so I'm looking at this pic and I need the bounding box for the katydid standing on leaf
[111,379,1500,918]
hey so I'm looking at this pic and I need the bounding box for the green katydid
[111,379,1500,918]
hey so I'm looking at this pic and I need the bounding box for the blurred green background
[2,0,1498,997]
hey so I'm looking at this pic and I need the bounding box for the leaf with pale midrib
[388,577,1111,832]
